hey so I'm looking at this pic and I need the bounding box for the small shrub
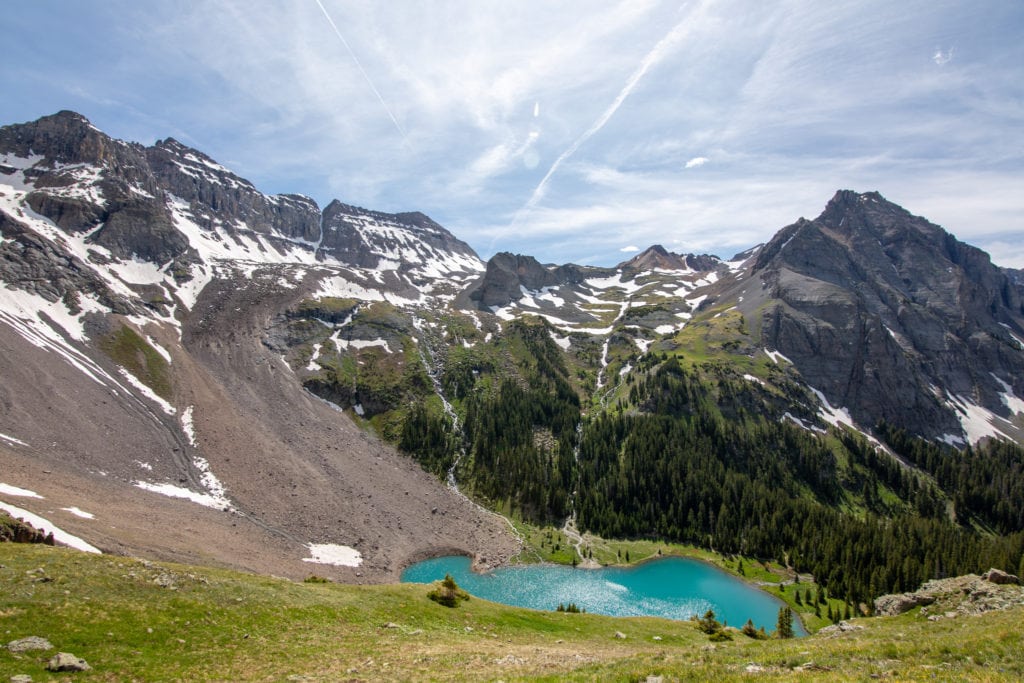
[303,575,331,584]
[697,609,722,635]
[427,574,470,608]
[741,619,768,640]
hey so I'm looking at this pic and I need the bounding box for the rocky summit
[1,111,1023,587]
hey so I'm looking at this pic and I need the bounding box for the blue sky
[3,1,1023,267]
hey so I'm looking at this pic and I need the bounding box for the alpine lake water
[401,555,805,636]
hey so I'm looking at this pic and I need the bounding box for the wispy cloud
[3,0,1021,267]
[620,245,640,252]
[512,1,709,221]
[311,0,407,142]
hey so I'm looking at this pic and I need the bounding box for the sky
[2,1,1023,267]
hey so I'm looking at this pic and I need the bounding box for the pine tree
[776,607,794,639]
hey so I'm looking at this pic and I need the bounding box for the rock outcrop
[46,652,91,672]
[874,570,1024,617]
[469,252,612,309]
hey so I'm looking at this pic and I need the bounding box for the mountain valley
[2,110,1024,613]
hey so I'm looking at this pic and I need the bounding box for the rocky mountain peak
[0,109,126,168]
[620,244,682,270]
[746,190,1024,443]
[318,200,481,276]
[619,244,724,272]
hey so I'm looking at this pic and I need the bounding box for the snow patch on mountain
[810,387,855,429]
[992,375,1024,415]
[0,432,28,447]
[0,482,43,498]
[302,542,363,567]
[765,348,792,365]
[117,367,175,416]
[134,480,230,511]
[944,393,1018,445]
[180,406,198,447]
[61,506,95,519]
[0,501,101,553]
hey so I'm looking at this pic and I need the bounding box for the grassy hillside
[2,544,1022,681]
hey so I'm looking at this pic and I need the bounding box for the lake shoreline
[402,553,808,635]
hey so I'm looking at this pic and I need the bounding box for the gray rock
[25,191,104,233]
[818,620,864,635]
[873,592,935,616]
[7,636,53,653]
[10,675,33,683]
[46,652,91,672]
[613,631,627,639]
[982,568,1020,585]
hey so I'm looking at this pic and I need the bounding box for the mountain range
[1,111,1023,590]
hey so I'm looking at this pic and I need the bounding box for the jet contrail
[511,4,704,226]
[312,0,407,141]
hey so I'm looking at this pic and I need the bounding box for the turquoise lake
[401,555,804,636]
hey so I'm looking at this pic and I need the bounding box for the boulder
[873,592,934,616]
[818,620,864,635]
[46,652,91,672]
[982,568,1020,585]
[7,636,53,652]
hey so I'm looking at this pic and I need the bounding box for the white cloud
[4,0,1021,268]
[932,47,954,66]
[620,245,640,252]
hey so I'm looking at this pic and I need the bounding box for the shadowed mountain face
[738,190,1024,443]
[2,112,1024,581]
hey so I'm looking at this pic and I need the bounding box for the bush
[427,574,470,608]
[741,619,768,640]
[697,609,722,635]
[303,575,331,584]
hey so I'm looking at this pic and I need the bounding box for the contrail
[312,0,407,141]
[511,5,704,226]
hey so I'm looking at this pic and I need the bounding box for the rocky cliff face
[146,138,322,245]
[469,252,613,309]
[739,190,1024,443]
[319,200,480,275]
